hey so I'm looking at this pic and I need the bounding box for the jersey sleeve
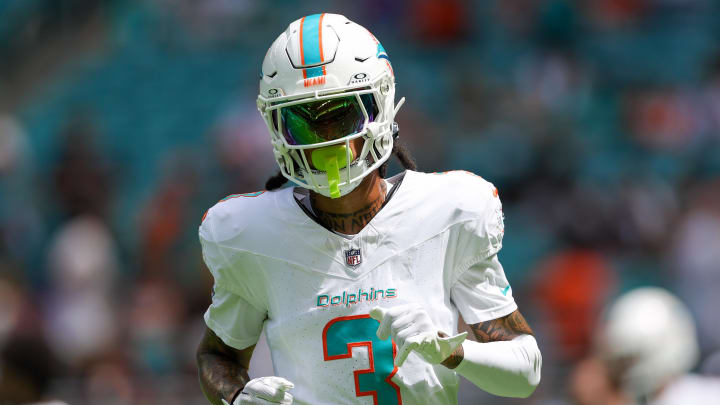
[451,254,517,324]
[447,173,517,324]
[204,286,266,350]
[199,205,268,349]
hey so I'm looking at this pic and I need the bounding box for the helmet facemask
[259,81,396,198]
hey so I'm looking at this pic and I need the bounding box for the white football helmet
[598,287,700,399]
[257,13,404,198]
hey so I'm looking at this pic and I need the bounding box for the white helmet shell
[257,13,401,197]
[599,287,699,399]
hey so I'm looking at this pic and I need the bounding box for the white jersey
[649,374,720,405]
[200,170,517,405]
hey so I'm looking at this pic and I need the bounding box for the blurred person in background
[43,116,119,368]
[570,287,720,405]
[44,216,119,369]
[43,215,133,405]
[38,115,135,404]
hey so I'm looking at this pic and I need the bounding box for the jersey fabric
[649,374,720,405]
[200,170,517,405]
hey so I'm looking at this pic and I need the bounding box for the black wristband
[229,387,243,405]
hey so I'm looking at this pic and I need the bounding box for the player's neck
[309,172,387,235]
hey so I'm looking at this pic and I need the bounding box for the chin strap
[311,145,354,199]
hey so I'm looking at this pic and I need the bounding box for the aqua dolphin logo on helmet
[377,42,389,61]
[257,13,404,198]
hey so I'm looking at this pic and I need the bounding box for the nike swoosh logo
[501,286,510,296]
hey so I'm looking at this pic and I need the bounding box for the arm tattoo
[470,310,534,343]
[439,331,465,369]
[441,310,533,370]
[197,328,252,405]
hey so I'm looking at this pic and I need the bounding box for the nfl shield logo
[345,248,362,268]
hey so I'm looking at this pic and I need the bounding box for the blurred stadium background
[1,0,720,404]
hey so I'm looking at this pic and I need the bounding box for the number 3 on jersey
[322,314,403,404]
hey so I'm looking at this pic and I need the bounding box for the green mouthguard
[311,145,354,199]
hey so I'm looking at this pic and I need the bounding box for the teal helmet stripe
[301,13,326,78]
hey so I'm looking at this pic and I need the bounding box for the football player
[570,287,720,405]
[196,13,541,405]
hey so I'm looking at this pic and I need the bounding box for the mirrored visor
[275,94,378,146]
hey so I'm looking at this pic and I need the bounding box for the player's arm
[468,308,534,344]
[198,210,294,404]
[441,309,534,367]
[370,304,541,398]
[435,176,541,397]
[442,309,541,398]
[196,327,253,405]
[196,324,294,405]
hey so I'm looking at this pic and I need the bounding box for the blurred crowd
[1,0,719,404]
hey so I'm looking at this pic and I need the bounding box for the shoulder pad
[200,191,271,243]
[424,170,499,216]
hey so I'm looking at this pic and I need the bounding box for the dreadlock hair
[265,139,417,191]
[265,170,289,191]
[378,139,416,178]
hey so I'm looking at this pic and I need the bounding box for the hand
[223,376,294,405]
[370,304,467,367]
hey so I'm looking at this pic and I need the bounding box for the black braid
[379,139,417,178]
[394,140,417,170]
[265,171,288,190]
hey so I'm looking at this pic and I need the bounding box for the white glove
[222,376,294,405]
[370,304,467,367]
